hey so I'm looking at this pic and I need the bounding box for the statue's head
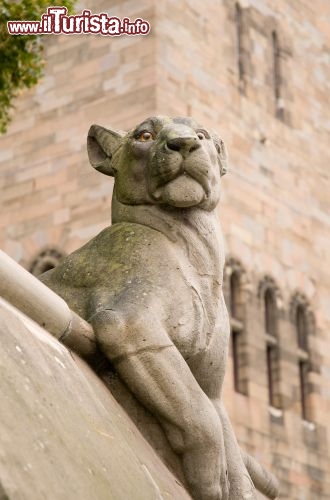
[87,116,228,211]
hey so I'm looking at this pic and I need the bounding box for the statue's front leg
[91,308,229,500]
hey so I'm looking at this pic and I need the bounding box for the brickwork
[1,0,330,498]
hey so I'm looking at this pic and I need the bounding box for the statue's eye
[196,130,207,140]
[136,131,154,142]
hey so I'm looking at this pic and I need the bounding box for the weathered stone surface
[0,297,191,500]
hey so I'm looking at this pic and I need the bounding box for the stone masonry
[0,0,329,498]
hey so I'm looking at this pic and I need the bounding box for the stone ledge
[0,297,190,500]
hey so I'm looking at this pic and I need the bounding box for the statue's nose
[166,136,200,154]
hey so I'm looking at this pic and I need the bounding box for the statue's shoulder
[39,222,163,287]
[37,226,114,288]
[91,222,164,254]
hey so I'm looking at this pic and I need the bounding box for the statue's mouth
[149,158,211,203]
[150,167,211,208]
[152,176,204,207]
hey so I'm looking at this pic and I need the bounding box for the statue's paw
[241,472,256,499]
[228,471,256,500]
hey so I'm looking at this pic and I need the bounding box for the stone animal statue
[40,116,279,500]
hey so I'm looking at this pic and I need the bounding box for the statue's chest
[167,271,222,359]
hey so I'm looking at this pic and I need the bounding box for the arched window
[296,304,309,352]
[259,277,282,409]
[230,270,240,319]
[29,248,64,276]
[265,288,277,338]
[291,293,314,421]
[225,258,248,395]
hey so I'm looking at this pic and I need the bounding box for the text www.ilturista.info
[7,7,150,36]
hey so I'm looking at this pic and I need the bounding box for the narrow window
[232,329,241,393]
[295,303,311,421]
[272,30,284,118]
[296,305,308,351]
[230,271,240,318]
[263,286,281,409]
[299,360,309,421]
[228,269,247,395]
[265,288,277,338]
[235,3,245,86]
[266,343,280,407]
[267,345,275,406]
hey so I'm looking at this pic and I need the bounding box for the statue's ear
[212,134,228,177]
[87,124,125,176]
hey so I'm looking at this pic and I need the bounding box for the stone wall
[0,0,329,498]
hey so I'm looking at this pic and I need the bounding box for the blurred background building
[0,0,329,497]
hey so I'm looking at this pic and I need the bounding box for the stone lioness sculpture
[40,117,278,500]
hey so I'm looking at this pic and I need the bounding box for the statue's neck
[112,197,224,279]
